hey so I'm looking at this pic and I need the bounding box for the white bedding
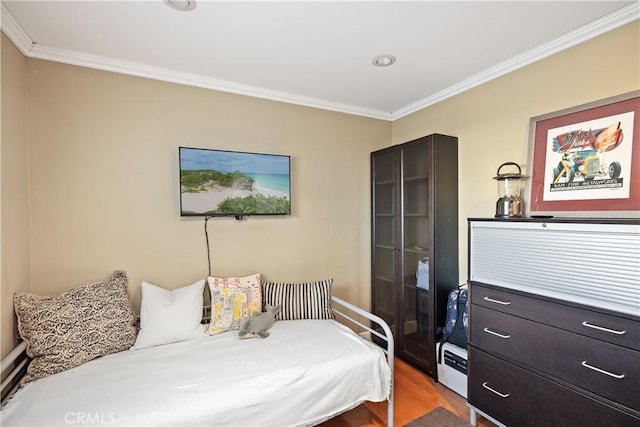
[1,320,391,427]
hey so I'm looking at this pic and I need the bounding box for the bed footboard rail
[331,296,394,427]
[1,341,28,407]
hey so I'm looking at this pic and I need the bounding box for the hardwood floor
[319,357,494,427]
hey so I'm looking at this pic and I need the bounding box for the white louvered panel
[470,221,640,316]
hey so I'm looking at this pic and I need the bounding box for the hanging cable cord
[204,216,213,277]
[204,214,244,277]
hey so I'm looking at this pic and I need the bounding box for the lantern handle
[496,162,522,176]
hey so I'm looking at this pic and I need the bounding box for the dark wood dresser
[467,218,640,427]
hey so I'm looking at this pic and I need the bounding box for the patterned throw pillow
[262,279,334,320]
[14,271,137,383]
[207,274,262,335]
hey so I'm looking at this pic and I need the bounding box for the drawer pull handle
[483,328,511,339]
[483,296,511,306]
[581,361,625,379]
[482,382,510,398]
[581,321,626,335]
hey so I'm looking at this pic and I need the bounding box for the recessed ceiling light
[164,0,196,11]
[372,55,396,67]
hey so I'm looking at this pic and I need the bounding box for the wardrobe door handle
[483,296,511,306]
[483,328,511,339]
[482,382,510,398]
[581,361,625,379]
[582,321,626,335]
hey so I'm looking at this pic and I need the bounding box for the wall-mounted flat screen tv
[179,147,291,217]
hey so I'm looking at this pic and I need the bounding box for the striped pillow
[263,279,335,320]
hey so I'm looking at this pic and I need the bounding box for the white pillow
[132,279,206,350]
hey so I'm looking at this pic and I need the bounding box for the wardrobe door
[400,141,432,369]
[372,149,399,336]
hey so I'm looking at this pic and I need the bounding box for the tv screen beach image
[179,147,291,216]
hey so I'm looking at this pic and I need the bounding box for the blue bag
[438,286,468,363]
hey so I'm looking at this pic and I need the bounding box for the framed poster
[526,91,640,217]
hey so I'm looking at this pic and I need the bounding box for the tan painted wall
[25,58,390,312]
[392,22,640,282]
[1,22,638,355]
[1,34,31,357]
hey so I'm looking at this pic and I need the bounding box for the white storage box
[416,257,429,290]
[437,341,467,398]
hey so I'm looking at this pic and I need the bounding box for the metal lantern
[493,162,525,218]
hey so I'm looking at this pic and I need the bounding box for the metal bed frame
[331,295,395,426]
[1,295,395,426]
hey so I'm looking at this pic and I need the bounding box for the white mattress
[1,320,391,427]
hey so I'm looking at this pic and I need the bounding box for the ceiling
[2,1,638,120]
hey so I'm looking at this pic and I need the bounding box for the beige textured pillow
[208,274,262,335]
[14,271,137,383]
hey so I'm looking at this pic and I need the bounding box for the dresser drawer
[470,282,640,351]
[468,347,640,427]
[470,304,640,410]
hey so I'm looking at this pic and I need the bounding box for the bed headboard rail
[1,341,28,407]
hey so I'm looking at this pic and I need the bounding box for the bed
[1,295,394,427]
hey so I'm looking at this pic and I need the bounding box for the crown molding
[28,43,393,120]
[1,2,34,55]
[392,2,640,120]
[2,2,637,122]
[27,43,393,120]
